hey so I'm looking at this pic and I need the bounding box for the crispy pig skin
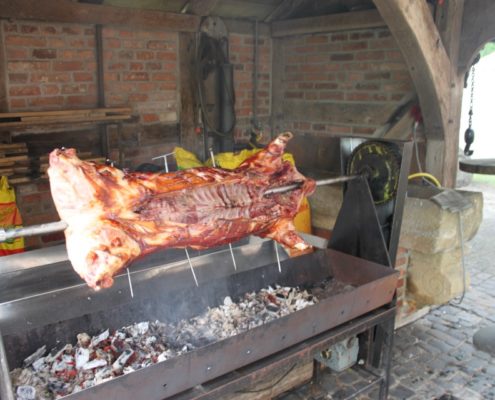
[48,132,315,290]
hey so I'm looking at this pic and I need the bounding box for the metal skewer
[126,268,134,298]
[0,175,360,242]
[274,241,282,273]
[263,175,359,195]
[184,248,199,287]
[210,148,238,271]
[152,152,175,173]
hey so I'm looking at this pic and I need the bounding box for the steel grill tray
[0,243,397,400]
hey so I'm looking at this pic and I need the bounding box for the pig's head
[65,221,141,290]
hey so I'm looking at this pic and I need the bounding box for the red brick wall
[2,20,181,165]
[229,33,271,141]
[3,21,97,110]
[101,26,179,168]
[102,27,178,125]
[274,28,413,136]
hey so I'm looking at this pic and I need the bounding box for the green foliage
[480,42,495,58]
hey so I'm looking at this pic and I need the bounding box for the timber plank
[0,155,28,164]
[0,115,131,128]
[0,108,131,119]
[0,143,27,150]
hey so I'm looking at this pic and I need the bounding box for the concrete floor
[281,180,495,400]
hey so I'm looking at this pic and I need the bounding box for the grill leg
[378,317,394,400]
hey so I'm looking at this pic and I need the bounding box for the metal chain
[468,65,476,128]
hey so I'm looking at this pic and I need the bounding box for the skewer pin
[152,152,175,173]
[210,148,237,271]
[126,268,134,298]
[274,241,282,273]
[185,248,199,287]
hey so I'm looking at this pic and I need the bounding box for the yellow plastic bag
[174,147,203,170]
[173,147,312,234]
[0,176,24,255]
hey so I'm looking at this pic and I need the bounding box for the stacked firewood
[0,143,31,185]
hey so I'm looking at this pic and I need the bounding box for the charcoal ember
[82,359,107,370]
[23,346,47,368]
[75,347,90,370]
[91,329,109,347]
[77,333,91,348]
[31,357,46,372]
[45,344,72,364]
[10,284,320,399]
[112,349,134,373]
[16,384,36,400]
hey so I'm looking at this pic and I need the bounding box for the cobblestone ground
[280,181,495,400]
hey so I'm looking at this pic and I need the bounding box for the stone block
[399,189,483,253]
[308,184,343,230]
[407,247,470,307]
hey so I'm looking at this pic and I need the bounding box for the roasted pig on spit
[48,132,315,290]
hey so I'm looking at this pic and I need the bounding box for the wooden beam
[458,0,495,72]
[0,0,200,32]
[182,0,219,16]
[271,9,386,38]
[0,21,7,112]
[436,0,465,188]
[270,37,285,134]
[373,0,457,186]
[282,100,396,126]
[435,0,464,63]
[178,32,203,159]
[224,18,271,36]
[264,0,308,23]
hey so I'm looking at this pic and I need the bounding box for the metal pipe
[264,175,359,195]
[0,221,68,242]
[0,330,15,400]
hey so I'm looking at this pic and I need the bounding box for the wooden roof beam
[181,0,220,17]
[0,0,200,32]
[373,0,463,187]
[271,9,386,37]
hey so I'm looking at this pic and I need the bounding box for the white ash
[10,283,327,400]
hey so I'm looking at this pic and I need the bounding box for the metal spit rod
[0,175,359,242]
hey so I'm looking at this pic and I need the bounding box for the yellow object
[408,172,441,188]
[173,146,312,233]
[174,147,203,169]
[0,176,24,255]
